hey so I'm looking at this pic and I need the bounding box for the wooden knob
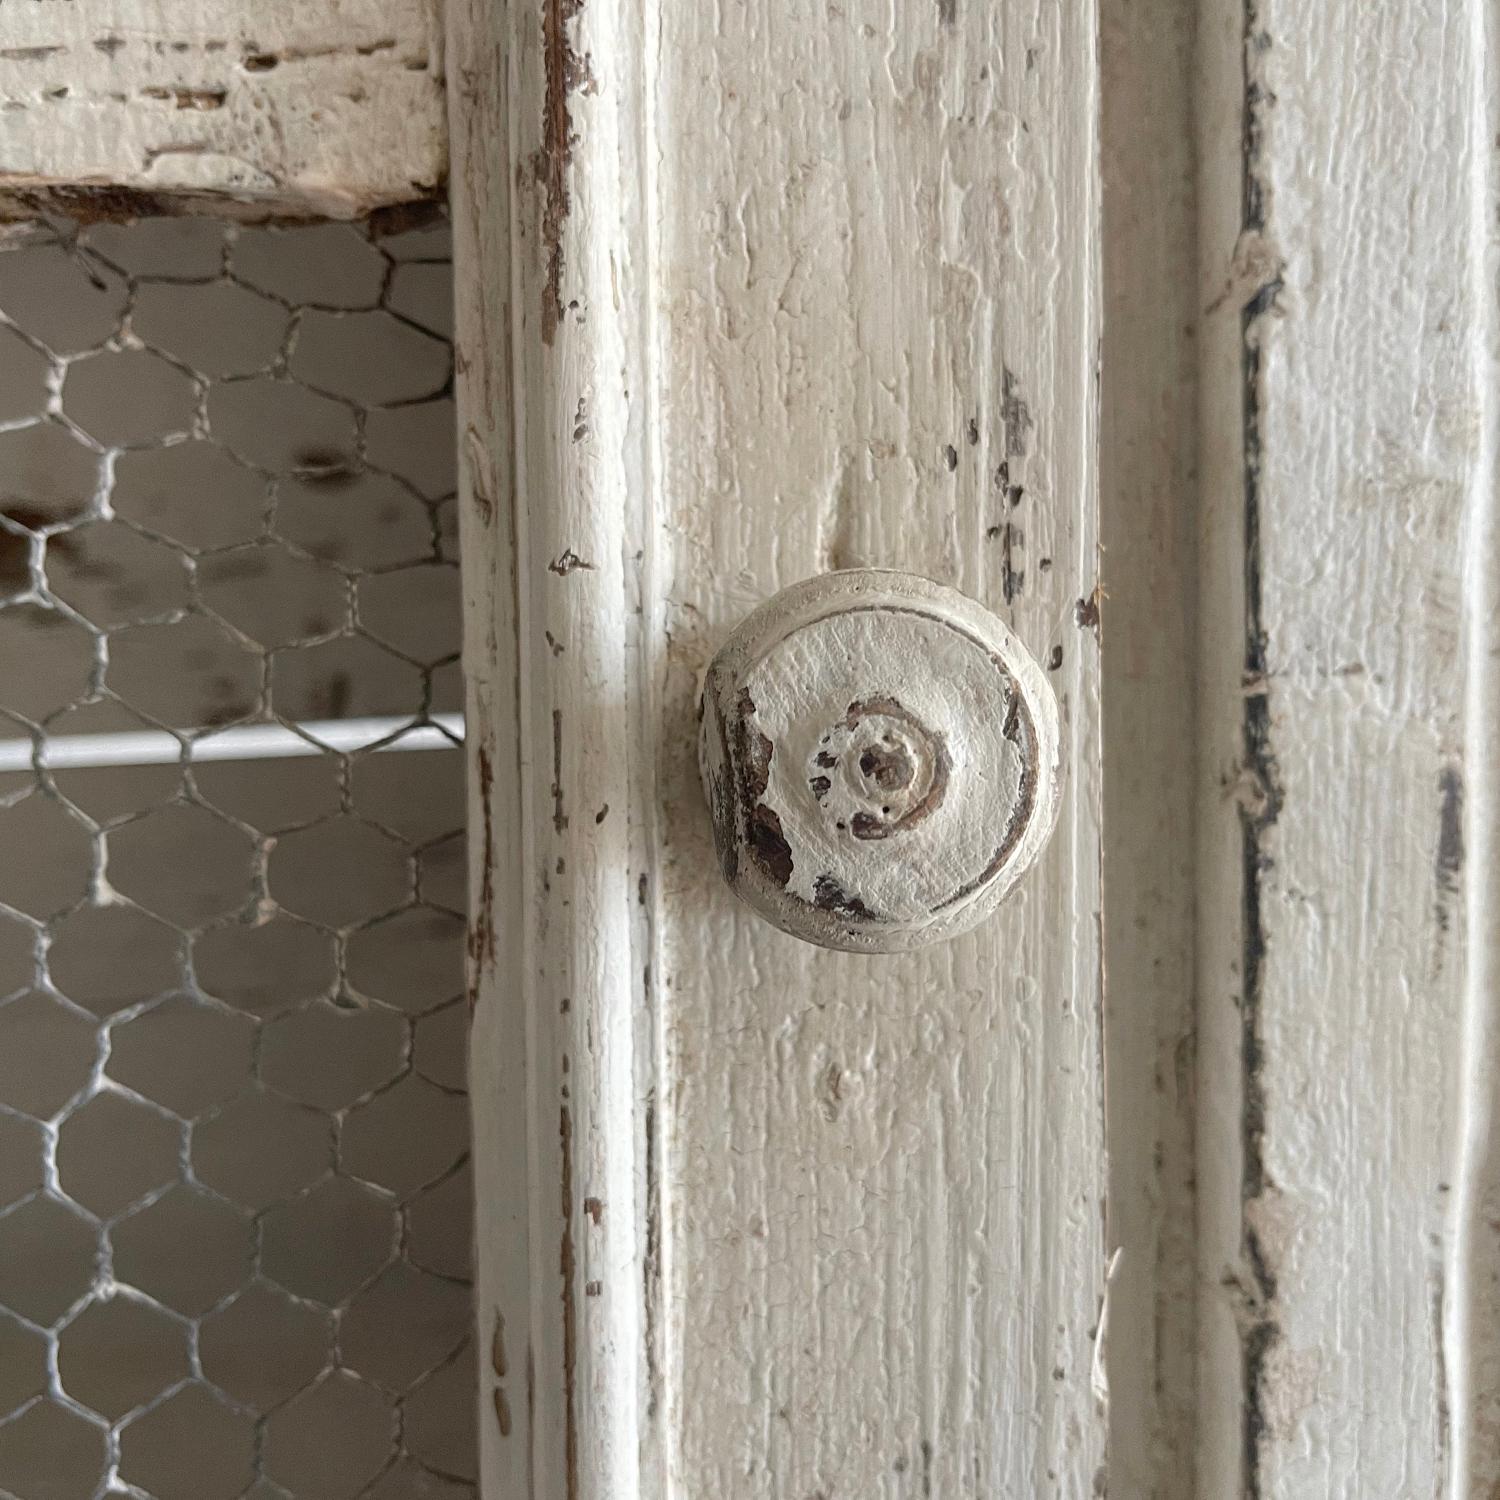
[698,569,1061,952]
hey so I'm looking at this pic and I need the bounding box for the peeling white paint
[450,0,1104,1492]
[0,0,446,218]
[1193,2,1493,1494]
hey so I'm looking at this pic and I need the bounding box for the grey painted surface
[0,215,472,1500]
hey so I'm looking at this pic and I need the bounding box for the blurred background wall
[0,213,474,1500]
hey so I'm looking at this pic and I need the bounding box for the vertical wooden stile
[1193,3,1496,1493]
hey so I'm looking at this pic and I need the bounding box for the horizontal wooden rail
[0,0,446,221]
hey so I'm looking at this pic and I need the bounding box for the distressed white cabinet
[448,0,1106,1493]
[5,0,1496,1494]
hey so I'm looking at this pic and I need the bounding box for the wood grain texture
[449,0,660,1494]
[1446,7,1500,1493]
[653,3,1104,1494]
[452,0,1104,1494]
[0,0,446,219]
[1193,2,1489,1493]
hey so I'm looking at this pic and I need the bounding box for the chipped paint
[699,571,1060,951]
[0,1,446,220]
[467,744,497,1007]
[450,0,1103,1489]
[536,0,588,344]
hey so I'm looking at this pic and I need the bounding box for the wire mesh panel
[0,215,473,1500]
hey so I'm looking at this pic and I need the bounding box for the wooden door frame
[448,0,663,1491]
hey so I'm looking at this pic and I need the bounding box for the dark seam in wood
[1431,1260,1451,1489]
[552,708,568,833]
[1001,521,1023,604]
[1238,6,1283,1490]
[560,1102,579,1500]
[1002,365,1032,457]
[0,184,445,229]
[467,746,497,1008]
[1435,765,1464,934]
[526,1340,537,1492]
[642,1092,662,1420]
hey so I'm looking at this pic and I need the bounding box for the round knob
[698,569,1061,952]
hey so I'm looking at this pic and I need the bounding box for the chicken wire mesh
[0,214,474,1500]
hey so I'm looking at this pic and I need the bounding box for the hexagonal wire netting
[0,214,474,1500]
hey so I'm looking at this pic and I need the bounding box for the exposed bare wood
[0,0,446,220]
[1194,3,1488,1493]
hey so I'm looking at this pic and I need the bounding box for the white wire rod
[0,714,465,773]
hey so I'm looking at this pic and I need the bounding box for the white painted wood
[450,0,1103,1495]
[654,9,1104,1490]
[699,569,1061,953]
[1193,2,1493,1493]
[448,0,659,1495]
[1451,51,1500,1476]
[0,0,445,218]
[15,0,1486,1486]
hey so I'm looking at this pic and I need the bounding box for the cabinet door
[446,0,1106,1495]
[11,0,1491,1492]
